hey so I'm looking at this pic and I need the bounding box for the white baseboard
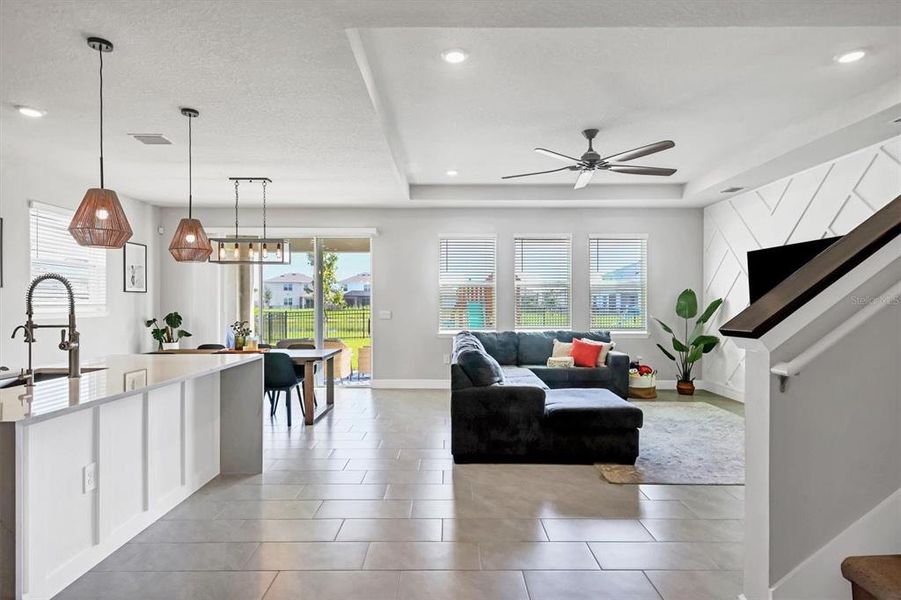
[770,486,901,599]
[370,379,451,389]
[654,379,744,402]
[701,379,745,402]
[656,379,706,390]
[655,379,679,390]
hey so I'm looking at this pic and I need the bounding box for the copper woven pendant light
[69,37,133,248]
[169,108,212,261]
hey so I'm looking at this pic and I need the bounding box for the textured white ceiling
[361,26,901,185]
[1,0,900,208]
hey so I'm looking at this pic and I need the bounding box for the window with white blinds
[589,237,647,332]
[438,237,496,333]
[514,236,571,329]
[29,202,107,314]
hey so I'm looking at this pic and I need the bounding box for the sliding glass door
[252,237,372,385]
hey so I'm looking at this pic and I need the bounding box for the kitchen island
[0,353,263,600]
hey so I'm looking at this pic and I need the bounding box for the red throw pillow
[571,338,603,367]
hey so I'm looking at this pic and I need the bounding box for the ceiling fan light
[69,188,133,248]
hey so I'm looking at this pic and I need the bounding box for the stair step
[841,555,901,600]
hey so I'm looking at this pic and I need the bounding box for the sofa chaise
[450,331,643,464]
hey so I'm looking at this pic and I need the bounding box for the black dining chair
[287,342,315,374]
[264,352,305,427]
[258,343,272,349]
[197,343,226,350]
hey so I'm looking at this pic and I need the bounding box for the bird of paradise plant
[654,289,723,393]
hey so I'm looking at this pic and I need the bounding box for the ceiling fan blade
[574,169,595,189]
[601,140,674,163]
[606,164,677,176]
[501,166,575,180]
[535,148,581,163]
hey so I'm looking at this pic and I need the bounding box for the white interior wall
[735,240,901,600]
[703,136,901,400]
[0,154,161,371]
[770,301,901,587]
[158,206,703,383]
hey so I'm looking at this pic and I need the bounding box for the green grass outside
[591,315,646,330]
[514,312,646,331]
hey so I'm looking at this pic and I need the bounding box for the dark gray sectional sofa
[450,331,643,464]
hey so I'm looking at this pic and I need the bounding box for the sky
[262,251,371,282]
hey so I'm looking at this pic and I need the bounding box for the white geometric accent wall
[703,136,901,400]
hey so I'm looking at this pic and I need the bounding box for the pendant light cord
[98,46,104,188]
[188,114,193,219]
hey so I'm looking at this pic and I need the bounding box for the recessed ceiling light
[16,105,45,118]
[721,186,744,194]
[446,169,459,176]
[835,49,866,64]
[440,49,468,64]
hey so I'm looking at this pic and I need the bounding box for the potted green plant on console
[653,289,723,395]
[146,312,192,351]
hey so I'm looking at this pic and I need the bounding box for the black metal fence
[260,308,371,344]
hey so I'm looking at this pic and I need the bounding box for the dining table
[150,347,341,425]
[269,348,341,425]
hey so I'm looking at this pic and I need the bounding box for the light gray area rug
[597,401,745,485]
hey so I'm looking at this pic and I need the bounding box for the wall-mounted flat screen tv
[747,236,841,303]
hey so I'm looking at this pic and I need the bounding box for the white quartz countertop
[0,353,262,424]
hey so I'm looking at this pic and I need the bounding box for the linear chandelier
[208,177,290,264]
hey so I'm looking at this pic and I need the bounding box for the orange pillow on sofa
[571,338,603,367]
[577,338,615,366]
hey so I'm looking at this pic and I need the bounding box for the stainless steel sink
[0,367,107,389]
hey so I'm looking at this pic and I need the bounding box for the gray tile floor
[56,388,744,600]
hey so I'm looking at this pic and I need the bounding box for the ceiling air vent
[721,186,744,194]
[128,133,172,145]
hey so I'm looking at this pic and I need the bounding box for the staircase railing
[720,194,900,340]
[770,279,901,391]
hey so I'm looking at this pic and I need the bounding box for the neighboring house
[264,272,313,308]
[591,261,642,315]
[339,272,371,307]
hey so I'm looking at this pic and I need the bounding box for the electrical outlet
[443,353,451,364]
[83,462,96,493]
[378,310,392,320]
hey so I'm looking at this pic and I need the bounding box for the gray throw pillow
[457,349,505,387]
[457,331,487,353]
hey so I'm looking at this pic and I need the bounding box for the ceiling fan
[502,129,677,189]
